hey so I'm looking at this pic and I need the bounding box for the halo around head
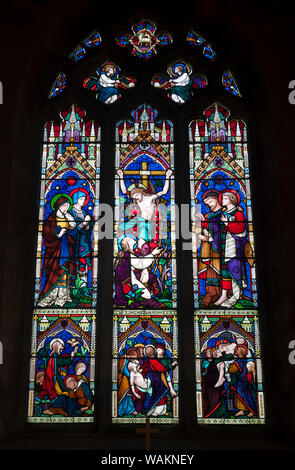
[51,193,73,211]
[69,187,90,206]
[128,182,147,193]
[97,61,120,77]
[49,338,65,350]
[168,62,192,78]
[218,188,241,205]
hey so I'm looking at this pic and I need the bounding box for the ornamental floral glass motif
[222,70,242,97]
[27,104,100,422]
[112,104,178,423]
[48,72,67,99]
[70,31,102,62]
[190,103,265,423]
[116,19,173,59]
[187,30,217,61]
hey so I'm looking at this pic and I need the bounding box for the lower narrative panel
[194,311,265,424]
[112,310,179,423]
[27,309,96,423]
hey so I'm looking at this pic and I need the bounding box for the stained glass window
[222,70,242,97]
[83,61,136,104]
[48,73,67,99]
[116,19,173,59]
[112,104,178,423]
[27,104,100,422]
[28,18,265,429]
[70,31,102,62]
[152,61,208,104]
[189,103,265,423]
[187,30,217,61]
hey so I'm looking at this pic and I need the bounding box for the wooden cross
[136,418,160,450]
[121,162,167,190]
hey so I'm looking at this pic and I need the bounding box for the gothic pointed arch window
[26,13,265,428]
[190,105,265,424]
[112,104,179,423]
[27,104,100,423]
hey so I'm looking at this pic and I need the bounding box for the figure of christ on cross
[114,165,172,307]
[117,166,172,236]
